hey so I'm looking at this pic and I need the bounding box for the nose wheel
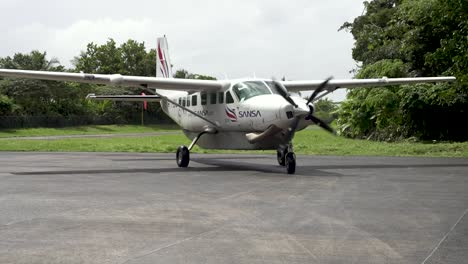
[176,145,190,167]
[277,148,296,174]
[277,149,287,166]
[285,152,296,174]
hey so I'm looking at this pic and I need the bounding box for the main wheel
[176,145,190,167]
[285,152,296,174]
[277,149,287,166]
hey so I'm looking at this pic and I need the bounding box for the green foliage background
[0,40,214,128]
[337,0,467,141]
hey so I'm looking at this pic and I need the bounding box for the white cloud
[48,18,156,66]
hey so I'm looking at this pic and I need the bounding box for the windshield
[232,81,272,102]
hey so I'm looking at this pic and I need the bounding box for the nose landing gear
[277,148,286,166]
[285,152,296,174]
[277,145,296,174]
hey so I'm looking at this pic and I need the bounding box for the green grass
[293,130,468,157]
[0,127,467,157]
[0,124,178,138]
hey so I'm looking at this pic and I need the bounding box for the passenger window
[210,93,217,104]
[192,95,197,106]
[186,96,190,107]
[182,98,186,107]
[201,93,207,105]
[178,98,182,105]
[218,92,224,104]
[226,91,234,104]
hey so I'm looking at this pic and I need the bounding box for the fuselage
[158,79,313,150]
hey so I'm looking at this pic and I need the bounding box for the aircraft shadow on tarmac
[12,157,339,176]
[12,157,468,177]
[12,163,339,177]
[111,156,268,162]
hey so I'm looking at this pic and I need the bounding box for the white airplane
[0,37,456,174]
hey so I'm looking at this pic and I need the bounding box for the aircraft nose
[280,101,309,120]
[293,104,310,116]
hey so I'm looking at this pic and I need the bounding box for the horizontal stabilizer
[86,94,161,102]
[246,125,283,144]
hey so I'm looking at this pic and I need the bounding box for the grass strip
[0,129,466,157]
[0,124,178,138]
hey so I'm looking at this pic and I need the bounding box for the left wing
[0,69,227,92]
[282,76,456,92]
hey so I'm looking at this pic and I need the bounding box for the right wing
[282,76,457,92]
[0,69,228,93]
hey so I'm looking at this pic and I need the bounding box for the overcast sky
[1,0,364,101]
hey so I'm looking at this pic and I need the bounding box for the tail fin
[156,36,173,78]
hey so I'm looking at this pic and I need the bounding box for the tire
[285,152,296,174]
[277,149,286,166]
[176,145,190,167]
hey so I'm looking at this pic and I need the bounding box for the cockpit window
[226,91,234,104]
[232,81,272,102]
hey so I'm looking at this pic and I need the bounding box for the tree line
[0,39,207,127]
[336,0,467,141]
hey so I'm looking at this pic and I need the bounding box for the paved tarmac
[0,152,467,264]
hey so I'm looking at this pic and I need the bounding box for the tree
[313,99,339,124]
[174,69,216,80]
[0,94,15,115]
[73,38,156,77]
[0,51,81,116]
[72,39,170,123]
[0,50,63,71]
[337,0,468,141]
[0,40,218,127]
[120,39,157,76]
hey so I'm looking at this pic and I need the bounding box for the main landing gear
[176,128,217,168]
[176,145,190,167]
[176,128,297,175]
[277,145,296,174]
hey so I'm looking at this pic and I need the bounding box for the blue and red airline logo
[225,107,237,122]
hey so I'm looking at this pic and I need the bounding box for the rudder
[156,36,173,78]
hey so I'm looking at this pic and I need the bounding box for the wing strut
[162,97,220,128]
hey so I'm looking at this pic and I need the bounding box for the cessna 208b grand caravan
[0,37,456,174]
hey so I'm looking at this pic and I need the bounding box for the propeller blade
[307,115,336,135]
[272,80,298,108]
[306,76,333,105]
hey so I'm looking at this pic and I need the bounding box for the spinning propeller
[306,76,334,105]
[271,79,297,108]
[304,76,336,135]
[272,77,336,136]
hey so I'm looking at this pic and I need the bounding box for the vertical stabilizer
[156,36,173,78]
